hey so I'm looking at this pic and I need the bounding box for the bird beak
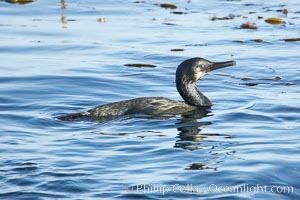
[206,60,236,72]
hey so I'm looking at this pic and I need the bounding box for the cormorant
[58,57,236,121]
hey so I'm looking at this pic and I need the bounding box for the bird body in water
[58,57,236,121]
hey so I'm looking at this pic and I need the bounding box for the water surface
[0,0,299,199]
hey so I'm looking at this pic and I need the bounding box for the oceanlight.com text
[128,183,294,196]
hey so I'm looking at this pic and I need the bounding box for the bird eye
[199,64,204,70]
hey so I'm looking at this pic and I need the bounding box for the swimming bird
[58,57,236,121]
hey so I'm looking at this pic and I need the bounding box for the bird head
[176,57,236,82]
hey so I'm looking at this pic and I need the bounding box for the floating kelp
[97,17,105,23]
[277,8,288,14]
[232,40,245,43]
[162,22,177,26]
[171,11,187,15]
[274,76,282,80]
[124,63,157,68]
[283,38,300,42]
[240,22,257,29]
[159,3,177,9]
[265,17,283,24]
[5,0,33,4]
[233,39,264,43]
[241,77,253,81]
[170,48,184,52]
[244,3,256,6]
[61,15,66,23]
[241,76,282,81]
[133,0,145,3]
[252,39,263,43]
[243,83,258,86]
[240,76,282,87]
[259,76,282,81]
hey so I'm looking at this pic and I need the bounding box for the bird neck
[176,79,212,107]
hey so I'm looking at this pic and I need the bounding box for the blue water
[0,0,299,199]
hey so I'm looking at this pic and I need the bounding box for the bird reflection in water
[175,108,211,150]
[174,108,235,171]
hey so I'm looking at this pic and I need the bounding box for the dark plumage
[57,57,236,121]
